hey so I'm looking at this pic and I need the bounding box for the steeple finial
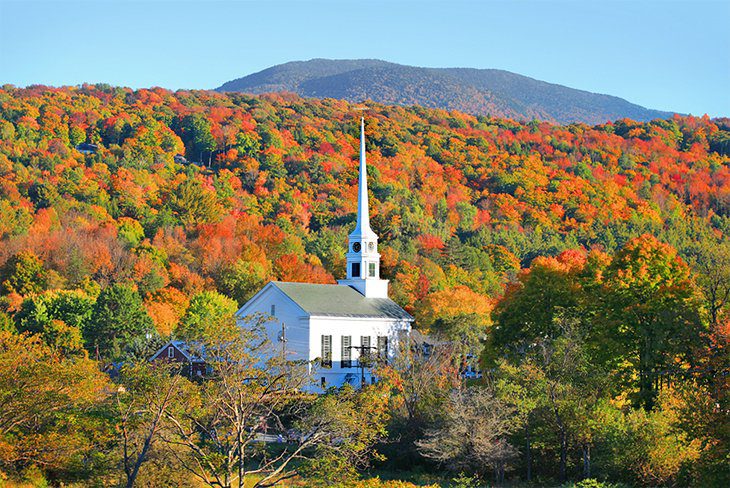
[354,116,375,237]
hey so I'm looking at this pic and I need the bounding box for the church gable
[235,282,311,362]
[236,281,309,319]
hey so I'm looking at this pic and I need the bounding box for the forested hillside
[216,59,675,124]
[0,84,728,486]
[0,84,728,325]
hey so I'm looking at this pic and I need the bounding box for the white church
[236,118,413,390]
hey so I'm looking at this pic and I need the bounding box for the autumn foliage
[0,85,728,330]
[0,85,729,485]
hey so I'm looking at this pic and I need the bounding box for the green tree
[174,290,238,342]
[180,113,216,165]
[493,360,542,482]
[167,176,222,226]
[493,313,611,483]
[686,237,730,328]
[15,290,95,333]
[594,387,705,486]
[489,251,590,361]
[1,251,49,296]
[299,384,392,484]
[235,131,261,158]
[0,311,14,332]
[214,259,269,306]
[14,291,94,356]
[600,235,706,410]
[117,217,145,248]
[86,283,155,359]
[27,181,60,209]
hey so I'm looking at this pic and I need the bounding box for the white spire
[353,117,376,238]
[338,115,388,298]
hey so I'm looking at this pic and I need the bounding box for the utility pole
[278,322,287,363]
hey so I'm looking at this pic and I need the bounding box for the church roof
[272,282,413,320]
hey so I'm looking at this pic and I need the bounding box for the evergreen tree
[86,283,155,359]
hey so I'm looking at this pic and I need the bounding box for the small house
[149,340,207,378]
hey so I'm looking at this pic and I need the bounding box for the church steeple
[353,117,376,240]
[338,116,389,298]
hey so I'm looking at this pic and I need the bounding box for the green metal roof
[272,282,413,320]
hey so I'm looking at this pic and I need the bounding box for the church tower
[338,117,389,298]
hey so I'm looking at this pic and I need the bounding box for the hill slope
[0,85,728,321]
[216,59,674,124]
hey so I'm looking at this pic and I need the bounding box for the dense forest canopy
[1,84,729,326]
[0,84,728,487]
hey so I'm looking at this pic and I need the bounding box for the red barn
[149,340,207,378]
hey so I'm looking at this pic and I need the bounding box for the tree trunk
[582,443,591,479]
[559,428,567,482]
[493,464,505,485]
[551,397,567,482]
[126,412,162,488]
[640,322,656,410]
[238,424,245,488]
[525,421,532,482]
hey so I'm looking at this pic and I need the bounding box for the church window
[377,336,388,360]
[368,262,376,277]
[351,263,360,278]
[321,377,326,388]
[341,336,352,368]
[167,346,174,358]
[270,304,275,316]
[321,335,332,368]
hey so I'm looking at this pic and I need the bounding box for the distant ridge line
[216,58,675,125]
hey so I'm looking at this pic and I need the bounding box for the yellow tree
[0,331,113,481]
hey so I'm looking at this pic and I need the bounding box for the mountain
[216,59,674,125]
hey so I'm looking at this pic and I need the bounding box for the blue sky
[1,0,728,117]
